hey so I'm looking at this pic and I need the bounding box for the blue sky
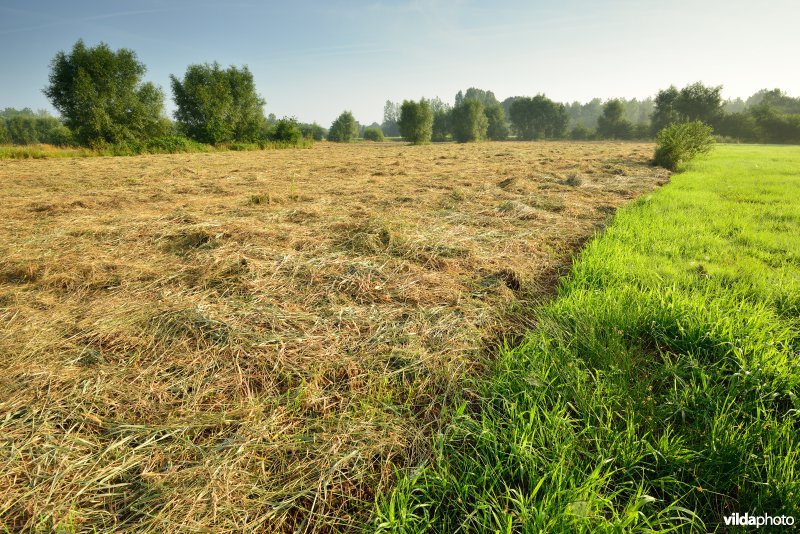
[1,0,798,126]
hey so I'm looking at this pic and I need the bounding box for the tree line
[2,39,799,149]
[0,40,320,151]
[374,84,800,145]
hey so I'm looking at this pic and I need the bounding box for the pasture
[0,141,667,531]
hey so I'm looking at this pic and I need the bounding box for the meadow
[375,144,800,531]
[0,141,667,531]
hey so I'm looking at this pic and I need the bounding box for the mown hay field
[0,141,668,532]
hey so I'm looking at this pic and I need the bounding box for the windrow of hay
[0,141,668,532]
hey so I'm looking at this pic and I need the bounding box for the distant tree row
[0,108,73,145]
[4,41,799,148]
[376,83,800,144]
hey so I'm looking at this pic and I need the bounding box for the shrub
[270,117,303,144]
[570,125,592,140]
[398,99,433,145]
[363,127,384,142]
[300,122,326,141]
[653,120,714,170]
[328,111,358,142]
[451,100,488,143]
[45,125,76,146]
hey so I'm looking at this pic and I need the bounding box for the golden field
[0,141,668,532]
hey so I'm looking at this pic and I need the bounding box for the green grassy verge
[374,145,800,532]
[0,137,313,159]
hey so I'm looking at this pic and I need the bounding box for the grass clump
[374,144,800,531]
[653,121,715,170]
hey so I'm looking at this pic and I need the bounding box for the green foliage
[328,111,358,142]
[714,111,760,142]
[747,88,800,114]
[374,144,800,532]
[653,121,715,170]
[749,104,800,144]
[455,89,507,140]
[363,127,384,142]
[569,124,593,140]
[450,100,487,143]
[4,115,38,144]
[508,95,568,140]
[484,102,509,140]
[461,87,499,107]
[44,40,167,146]
[596,99,634,140]
[0,120,8,144]
[431,110,450,142]
[713,89,800,144]
[652,82,722,133]
[1,111,69,145]
[428,98,451,142]
[269,117,303,144]
[171,62,265,144]
[299,122,326,141]
[46,124,76,146]
[398,99,433,145]
[564,97,654,131]
[382,100,401,137]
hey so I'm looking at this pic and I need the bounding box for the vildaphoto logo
[723,512,795,528]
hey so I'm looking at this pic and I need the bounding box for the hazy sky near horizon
[1,0,798,126]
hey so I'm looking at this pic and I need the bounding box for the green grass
[373,144,800,532]
[0,137,314,159]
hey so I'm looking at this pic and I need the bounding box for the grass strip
[374,144,800,532]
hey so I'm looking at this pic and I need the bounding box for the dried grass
[0,141,668,532]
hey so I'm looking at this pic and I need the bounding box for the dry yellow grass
[0,141,668,532]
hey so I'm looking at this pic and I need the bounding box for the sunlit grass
[374,144,800,532]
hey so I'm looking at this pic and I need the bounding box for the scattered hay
[0,140,667,532]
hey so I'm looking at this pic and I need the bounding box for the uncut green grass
[373,145,800,532]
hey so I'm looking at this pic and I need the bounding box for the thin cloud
[0,8,180,35]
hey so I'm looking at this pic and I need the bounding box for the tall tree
[596,100,633,139]
[509,95,568,140]
[652,83,722,133]
[382,100,401,137]
[484,102,509,140]
[171,63,265,144]
[462,87,499,107]
[398,99,433,145]
[429,97,452,142]
[328,111,358,142]
[43,40,167,146]
[451,100,488,142]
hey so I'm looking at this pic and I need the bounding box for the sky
[1,0,799,126]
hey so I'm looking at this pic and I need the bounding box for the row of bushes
[0,113,74,146]
[0,110,316,157]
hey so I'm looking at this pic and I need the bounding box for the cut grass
[0,141,665,531]
[374,144,800,532]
